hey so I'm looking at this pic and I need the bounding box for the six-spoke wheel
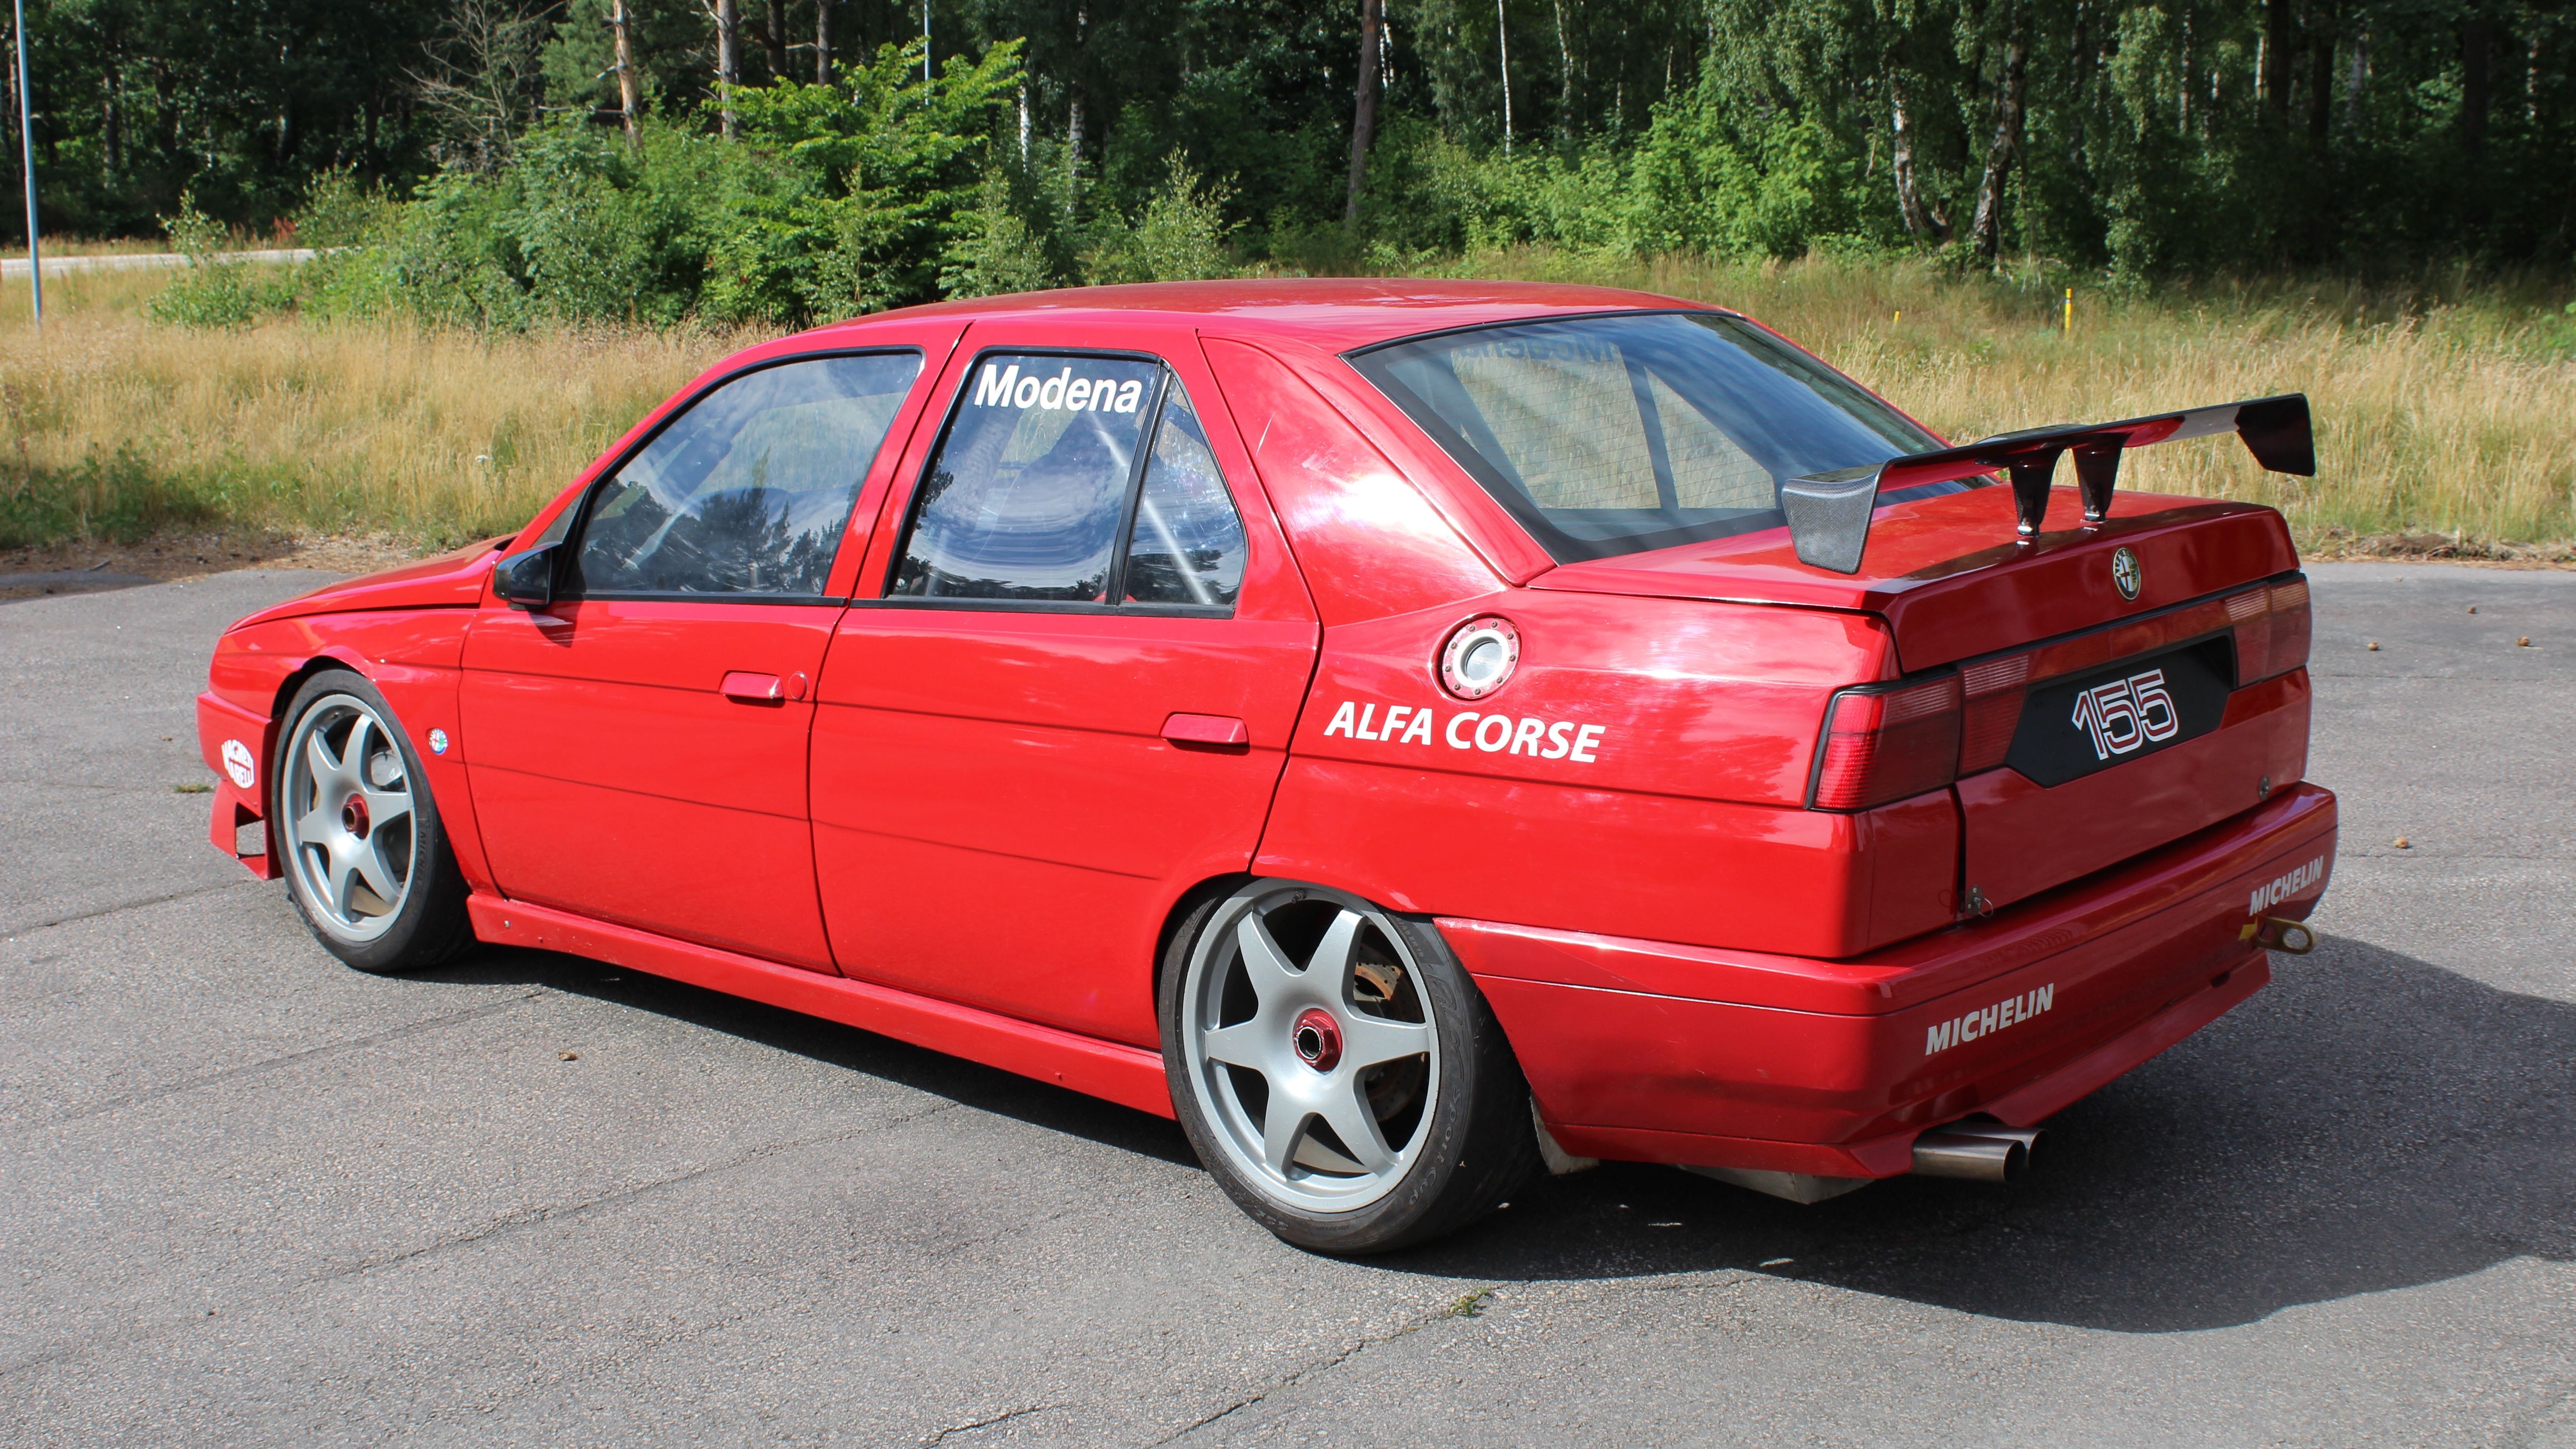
[273,671,471,973]
[1162,881,1540,1254]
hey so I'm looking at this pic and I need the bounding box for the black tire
[1159,879,1541,1255]
[270,669,473,974]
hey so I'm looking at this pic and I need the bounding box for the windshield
[1350,311,1972,563]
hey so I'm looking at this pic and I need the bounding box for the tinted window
[573,352,921,596]
[1351,313,1961,563]
[892,354,1166,603]
[1123,391,1247,607]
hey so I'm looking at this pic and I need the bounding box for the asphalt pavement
[2,562,2571,1447]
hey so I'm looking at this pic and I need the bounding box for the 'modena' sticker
[221,739,257,790]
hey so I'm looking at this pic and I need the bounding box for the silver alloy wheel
[1179,884,1441,1212]
[280,693,418,945]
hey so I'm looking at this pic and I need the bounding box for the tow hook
[2240,916,2318,954]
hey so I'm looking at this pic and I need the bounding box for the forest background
[2,0,2573,557]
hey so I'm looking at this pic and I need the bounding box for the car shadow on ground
[409,946,1204,1169]
[1404,932,2576,1333]
[412,932,2573,1335]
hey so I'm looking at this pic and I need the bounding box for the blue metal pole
[12,0,36,327]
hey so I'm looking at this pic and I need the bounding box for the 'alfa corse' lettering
[971,362,1146,414]
[1923,983,2054,1056]
[1320,700,1606,762]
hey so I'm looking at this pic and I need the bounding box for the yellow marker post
[2063,287,2074,333]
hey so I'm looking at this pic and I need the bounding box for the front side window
[572,351,922,597]
[891,352,1246,610]
[1350,312,1962,563]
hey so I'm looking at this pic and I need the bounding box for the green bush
[1082,154,1239,285]
[146,194,297,329]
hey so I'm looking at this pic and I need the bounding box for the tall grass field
[4,254,2572,559]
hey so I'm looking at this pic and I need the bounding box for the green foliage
[941,173,1064,298]
[1083,155,1241,284]
[256,40,1023,332]
[145,194,297,330]
[0,445,220,549]
[40,0,2576,325]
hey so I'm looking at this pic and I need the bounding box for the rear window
[1349,311,1970,563]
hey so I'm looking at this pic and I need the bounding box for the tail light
[1810,675,1962,810]
[1956,654,2032,774]
[2230,577,2313,685]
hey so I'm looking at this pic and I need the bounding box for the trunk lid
[1532,483,2310,916]
[1527,484,2298,673]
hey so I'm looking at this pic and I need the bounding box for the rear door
[459,337,952,969]
[810,322,1319,1046]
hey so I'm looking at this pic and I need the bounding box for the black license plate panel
[2007,639,2233,787]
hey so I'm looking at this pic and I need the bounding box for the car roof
[792,278,1721,354]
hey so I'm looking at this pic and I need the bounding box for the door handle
[721,670,808,703]
[1162,713,1250,746]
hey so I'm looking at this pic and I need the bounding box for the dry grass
[3,251,2572,558]
[1474,249,2576,556]
[0,269,749,548]
[1,234,193,260]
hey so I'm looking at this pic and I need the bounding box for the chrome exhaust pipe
[1911,1120,2043,1183]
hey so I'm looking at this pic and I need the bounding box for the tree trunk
[1344,0,1384,228]
[715,0,740,138]
[815,0,833,84]
[763,0,789,82]
[2462,13,2491,152]
[2262,0,2293,117]
[1553,0,1576,137]
[1496,0,1514,156]
[613,0,642,142]
[1970,23,2028,262]
[1888,69,1952,242]
[1018,80,1031,162]
[2307,0,2335,148]
[1067,92,1085,197]
[1067,6,1087,201]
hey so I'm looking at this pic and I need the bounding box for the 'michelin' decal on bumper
[1925,983,2056,1056]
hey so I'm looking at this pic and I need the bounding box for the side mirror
[493,545,561,609]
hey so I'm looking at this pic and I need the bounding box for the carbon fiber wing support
[1779,393,2314,574]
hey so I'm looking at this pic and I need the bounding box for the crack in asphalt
[3,991,551,1137]
[0,1098,969,1383]
[922,1404,1057,1445]
[1,879,263,938]
[1151,1284,1506,1445]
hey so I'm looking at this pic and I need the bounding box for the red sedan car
[196,280,2336,1253]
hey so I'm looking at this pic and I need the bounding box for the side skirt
[468,895,1177,1120]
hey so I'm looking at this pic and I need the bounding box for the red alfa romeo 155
[196,280,2336,1253]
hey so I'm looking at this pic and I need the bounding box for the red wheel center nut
[340,794,370,838]
[1291,1007,1343,1071]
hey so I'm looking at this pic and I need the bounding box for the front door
[811,327,1320,1044]
[460,342,945,970]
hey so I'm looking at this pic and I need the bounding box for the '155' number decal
[2070,668,2181,761]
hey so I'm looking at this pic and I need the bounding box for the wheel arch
[1149,872,1255,1024]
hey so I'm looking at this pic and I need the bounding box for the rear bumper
[1449,781,2336,1180]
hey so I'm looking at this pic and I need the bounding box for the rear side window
[1124,391,1246,608]
[891,352,1245,611]
[572,351,922,597]
[1350,312,1962,563]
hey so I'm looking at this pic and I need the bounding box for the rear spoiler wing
[1781,393,2315,574]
